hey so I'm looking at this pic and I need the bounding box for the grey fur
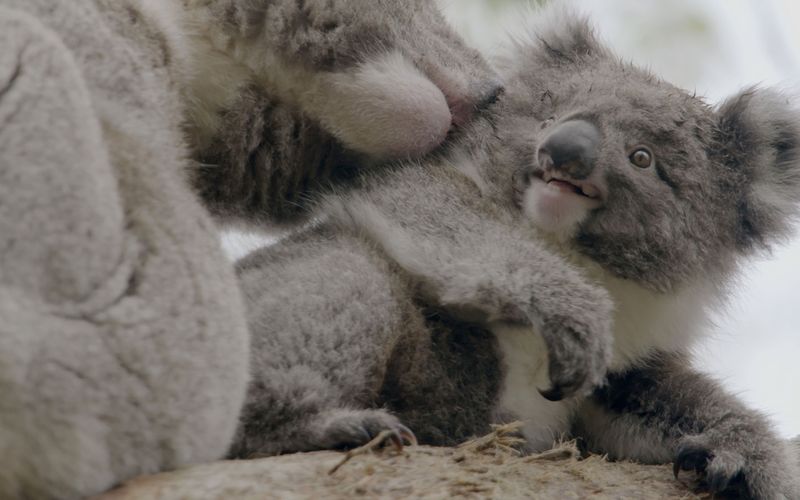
[192,83,358,225]
[0,1,249,498]
[233,165,613,455]
[1,0,503,497]
[183,0,502,226]
[236,12,800,499]
[580,353,799,499]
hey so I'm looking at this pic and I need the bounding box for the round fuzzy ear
[715,87,800,251]
[507,7,610,68]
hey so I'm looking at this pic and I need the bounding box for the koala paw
[537,288,614,401]
[313,408,417,450]
[674,435,800,499]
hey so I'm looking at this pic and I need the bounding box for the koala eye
[629,147,653,168]
[540,116,556,130]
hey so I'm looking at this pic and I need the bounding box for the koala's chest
[491,323,574,451]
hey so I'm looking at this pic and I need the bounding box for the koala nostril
[477,82,505,110]
[538,120,600,178]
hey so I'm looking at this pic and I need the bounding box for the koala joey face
[495,14,800,292]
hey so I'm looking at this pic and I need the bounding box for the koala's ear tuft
[715,87,800,250]
[514,8,608,66]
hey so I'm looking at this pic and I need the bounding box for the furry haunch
[237,13,800,499]
[179,0,501,225]
[0,2,249,498]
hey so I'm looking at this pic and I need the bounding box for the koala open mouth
[539,170,601,199]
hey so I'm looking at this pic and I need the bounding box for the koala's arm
[180,0,499,225]
[328,166,613,399]
[575,351,799,499]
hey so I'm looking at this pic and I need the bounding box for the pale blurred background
[224,0,800,438]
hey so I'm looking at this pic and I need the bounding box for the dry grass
[95,423,709,500]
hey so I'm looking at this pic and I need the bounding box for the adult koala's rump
[0,0,494,498]
[236,13,800,499]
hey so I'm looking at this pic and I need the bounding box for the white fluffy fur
[490,269,714,448]
[492,323,576,451]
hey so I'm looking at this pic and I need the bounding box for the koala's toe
[317,408,415,450]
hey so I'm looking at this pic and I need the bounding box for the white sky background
[437,0,800,438]
[224,0,800,439]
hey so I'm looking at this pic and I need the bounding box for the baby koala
[235,12,800,499]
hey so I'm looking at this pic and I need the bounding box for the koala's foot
[674,434,800,499]
[313,408,417,450]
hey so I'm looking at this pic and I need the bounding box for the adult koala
[182,0,501,225]
[235,12,800,499]
[0,0,495,498]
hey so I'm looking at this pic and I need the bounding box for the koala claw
[673,445,713,478]
[539,318,611,401]
[396,423,419,447]
[672,438,793,499]
[317,408,416,450]
[538,371,588,402]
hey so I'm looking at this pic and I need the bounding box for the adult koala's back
[0,1,248,497]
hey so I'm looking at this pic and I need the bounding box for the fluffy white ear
[715,87,800,250]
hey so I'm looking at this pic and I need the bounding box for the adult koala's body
[0,1,249,498]
[0,0,495,498]
[236,14,800,499]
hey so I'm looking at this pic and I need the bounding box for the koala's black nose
[538,120,601,179]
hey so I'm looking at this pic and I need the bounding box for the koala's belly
[491,323,573,451]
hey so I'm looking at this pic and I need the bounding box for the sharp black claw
[538,386,565,401]
[674,446,712,481]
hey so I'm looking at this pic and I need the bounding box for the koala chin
[235,9,800,500]
[520,120,605,239]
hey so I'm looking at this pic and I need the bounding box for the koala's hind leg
[575,351,800,499]
[232,227,417,457]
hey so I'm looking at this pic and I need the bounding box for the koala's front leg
[576,352,800,499]
[332,171,614,401]
[421,239,614,401]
